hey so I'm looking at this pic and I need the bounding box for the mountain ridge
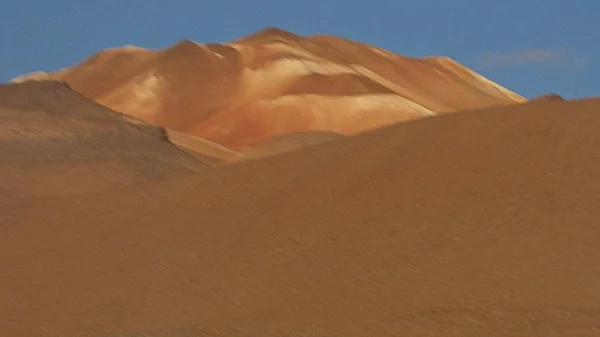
[11,27,526,150]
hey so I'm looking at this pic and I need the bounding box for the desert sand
[12,27,526,151]
[2,72,600,336]
[0,81,208,198]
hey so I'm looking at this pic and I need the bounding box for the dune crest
[11,27,526,150]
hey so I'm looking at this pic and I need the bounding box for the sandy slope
[0,81,207,197]
[2,80,600,335]
[11,27,526,150]
[166,128,342,164]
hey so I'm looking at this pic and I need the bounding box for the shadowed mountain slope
[0,81,207,197]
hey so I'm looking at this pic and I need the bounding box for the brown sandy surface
[165,129,341,164]
[2,79,600,335]
[165,128,242,164]
[237,130,343,162]
[0,81,207,198]
[12,27,526,150]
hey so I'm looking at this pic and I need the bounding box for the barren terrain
[1,77,600,335]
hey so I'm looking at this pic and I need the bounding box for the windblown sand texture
[0,81,208,197]
[2,76,600,336]
[12,28,526,151]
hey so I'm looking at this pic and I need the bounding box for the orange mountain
[12,27,526,150]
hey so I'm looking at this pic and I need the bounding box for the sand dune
[0,81,207,197]
[11,27,526,150]
[2,77,600,335]
[238,130,343,162]
[165,128,242,164]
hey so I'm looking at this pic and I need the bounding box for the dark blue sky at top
[1,0,598,99]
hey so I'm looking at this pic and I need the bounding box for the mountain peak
[10,29,526,151]
[236,27,302,43]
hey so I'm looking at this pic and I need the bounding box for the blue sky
[1,0,598,99]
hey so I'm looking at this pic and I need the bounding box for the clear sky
[1,0,598,99]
